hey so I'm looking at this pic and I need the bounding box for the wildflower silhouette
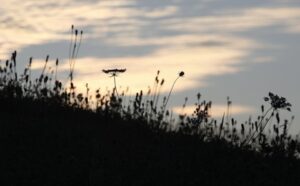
[162,71,184,112]
[102,68,126,97]
[243,92,292,145]
[68,25,83,85]
[264,92,292,111]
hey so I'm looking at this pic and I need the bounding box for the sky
[1,0,300,133]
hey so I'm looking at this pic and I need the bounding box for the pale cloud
[253,56,273,64]
[163,7,300,34]
[0,0,139,58]
[0,1,179,59]
[173,104,255,118]
[143,6,178,18]
[2,0,300,61]
[104,33,259,49]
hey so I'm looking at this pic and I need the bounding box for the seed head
[160,79,165,86]
[179,71,184,77]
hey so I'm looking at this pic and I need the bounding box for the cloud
[0,0,138,58]
[252,56,273,64]
[104,33,259,48]
[2,1,299,62]
[143,6,178,18]
[163,7,300,34]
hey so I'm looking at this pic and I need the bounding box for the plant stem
[163,76,180,112]
[243,107,273,145]
[113,75,119,97]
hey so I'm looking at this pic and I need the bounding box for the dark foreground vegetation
[1,29,300,185]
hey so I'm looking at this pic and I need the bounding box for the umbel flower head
[102,68,126,97]
[102,69,126,77]
[264,92,291,111]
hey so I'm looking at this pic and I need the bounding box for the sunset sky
[1,0,299,133]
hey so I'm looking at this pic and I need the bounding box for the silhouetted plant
[68,25,83,95]
[242,92,292,147]
[162,71,184,113]
[102,68,126,98]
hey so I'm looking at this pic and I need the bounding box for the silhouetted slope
[0,97,299,186]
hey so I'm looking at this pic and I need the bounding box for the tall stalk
[162,71,184,113]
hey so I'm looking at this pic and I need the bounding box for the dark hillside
[0,96,300,186]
